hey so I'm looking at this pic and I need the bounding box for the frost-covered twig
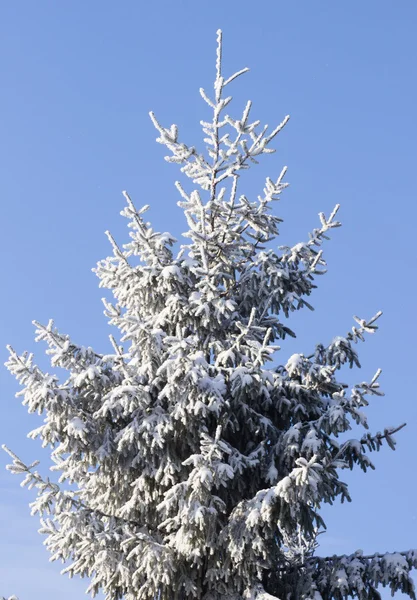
[2,445,143,527]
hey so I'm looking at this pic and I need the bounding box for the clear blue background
[1,1,416,598]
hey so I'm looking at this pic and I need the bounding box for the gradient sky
[1,2,416,599]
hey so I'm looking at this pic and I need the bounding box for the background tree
[3,30,415,600]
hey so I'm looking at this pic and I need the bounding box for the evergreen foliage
[4,30,414,600]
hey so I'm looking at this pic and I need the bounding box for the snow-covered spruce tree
[3,30,415,600]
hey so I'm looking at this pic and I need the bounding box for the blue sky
[1,1,416,599]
